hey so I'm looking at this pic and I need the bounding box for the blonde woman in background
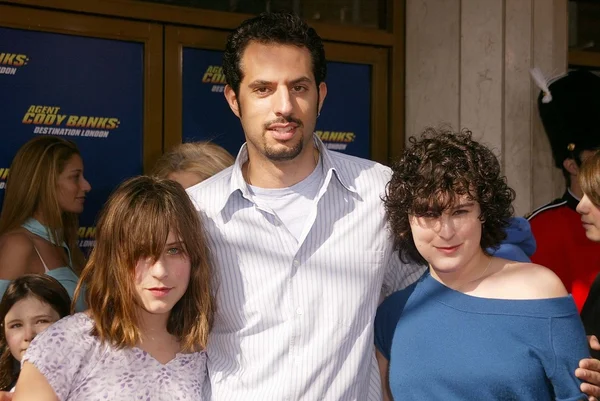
[0,136,91,311]
[153,141,234,189]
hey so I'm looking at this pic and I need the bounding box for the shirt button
[296,307,303,315]
[293,259,300,267]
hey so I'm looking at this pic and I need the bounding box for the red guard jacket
[528,190,600,312]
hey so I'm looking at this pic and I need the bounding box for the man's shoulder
[328,151,392,187]
[186,166,234,212]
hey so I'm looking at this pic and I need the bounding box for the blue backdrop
[0,27,144,253]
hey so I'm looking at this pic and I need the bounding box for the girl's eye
[453,209,468,216]
[9,323,22,329]
[36,319,50,324]
[166,247,180,255]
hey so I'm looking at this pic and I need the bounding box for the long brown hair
[0,274,71,390]
[74,176,214,352]
[0,136,86,272]
[152,141,234,184]
[580,150,600,205]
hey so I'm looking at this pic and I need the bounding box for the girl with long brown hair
[0,136,91,311]
[12,176,214,401]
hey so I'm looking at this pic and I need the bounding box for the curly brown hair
[384,127,515,265]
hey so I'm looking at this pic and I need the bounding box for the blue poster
[315,62,371,157]
[182,48,245,156]
[0,27,144,254]
[182,48,371,159]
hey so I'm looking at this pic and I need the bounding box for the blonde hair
[74,176,214,352]
[153,141,234,184]
[0,136,85,272]
[580,150,600,205]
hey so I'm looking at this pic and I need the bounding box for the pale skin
[224,41,327,189]
[378,199,600,401]
[576,193,600,242]
[4,297,61,363]
[0,297,61,400]
[0,154,91,280]
[12,232,190,401]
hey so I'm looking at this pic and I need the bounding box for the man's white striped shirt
[187,137,425,400]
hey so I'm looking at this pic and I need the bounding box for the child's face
[134,231,191,318]
[3,296,61,361]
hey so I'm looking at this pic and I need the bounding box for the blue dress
[375,271,588,400]
[0,219,86,312]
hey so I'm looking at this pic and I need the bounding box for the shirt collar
[218,135,358,213]
[564,188,581,211]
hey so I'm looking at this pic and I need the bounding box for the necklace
[456,256,493,291]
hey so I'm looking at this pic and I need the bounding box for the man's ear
[224,85,241,118]
[317,82,327,115]
[563,158,579,176]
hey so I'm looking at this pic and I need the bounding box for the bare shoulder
[0,230,35,253]
[0,230,36,279]
[494,261,568,299]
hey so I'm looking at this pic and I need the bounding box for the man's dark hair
[384,127,515,265]
[222,12,327,96]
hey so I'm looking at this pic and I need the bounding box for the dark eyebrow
[248,76,313,88]
[32,314,53,320]
[248,80,272,88]
[6,314,54,325]
[290,76,313,85]
[452,202,474,209]
[165,241,184,247]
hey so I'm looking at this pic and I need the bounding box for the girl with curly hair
[375,128,589,400]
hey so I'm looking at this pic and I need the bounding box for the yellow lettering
[85,227,96,238]
[106,118,119,129]
[13,54,27,67]
[21,113,34,124]
[86,117,100,128]
[2,54,15,65]
[75,116,88,128]
[66,115,79,126]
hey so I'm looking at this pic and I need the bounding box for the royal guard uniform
[527,69,600,312]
